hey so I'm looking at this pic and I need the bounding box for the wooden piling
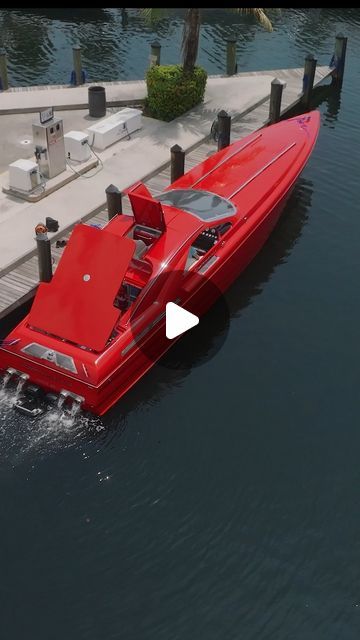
[36,235,53,283]
[170,145,185,183]
[73,44,83,86]
[150,41,161,67]
[0,46,9,91]
[332,33,347,87]
[226,37,237,76]
[217,110,231,151]
[269,78,286,124]
[106,184,123,220]
[302,54,317,108]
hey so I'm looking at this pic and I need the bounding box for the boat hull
[0,111,320,416]
[89,180,296,415]
[0,183,292,415]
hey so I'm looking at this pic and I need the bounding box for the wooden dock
[0,64,334,322]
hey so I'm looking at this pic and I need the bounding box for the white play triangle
[166,302,199,340]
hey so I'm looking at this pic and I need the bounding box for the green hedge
[146,64,207,121]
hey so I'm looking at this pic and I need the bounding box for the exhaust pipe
[6,367,29,381]
[59,389,84,406]
[2,368,42,417]
[3,370,84,420]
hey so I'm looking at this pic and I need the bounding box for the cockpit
[114,282,142,312]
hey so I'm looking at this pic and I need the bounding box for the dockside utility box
[64,131,91,163]
[86,108,142,151]
[9,159,41,193]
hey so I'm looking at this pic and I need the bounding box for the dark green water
[0,8,352,85]
[1,8,360,640]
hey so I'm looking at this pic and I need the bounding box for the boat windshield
[157,189,236,221]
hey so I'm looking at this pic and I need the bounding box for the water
[57,393,66,410]
[1,8,360,640]
[0,8,354,86]
[14,375,26,396]
[1,371,10,389]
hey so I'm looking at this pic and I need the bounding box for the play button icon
[166,302,199,340]
[129,268,230,370]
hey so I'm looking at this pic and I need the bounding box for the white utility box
[9,159,41,192]
[86,108,142,150]
[64,130,91,163]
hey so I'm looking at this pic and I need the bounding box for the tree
[182,8,201,72]
[142,8,274,73]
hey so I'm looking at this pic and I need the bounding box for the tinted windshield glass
[158,189,235,221]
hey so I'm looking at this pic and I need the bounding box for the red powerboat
[0,111,320,417]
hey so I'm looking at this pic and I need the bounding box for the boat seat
[185,246,203,271]
[133,224,162,246]
[133,239,147,260]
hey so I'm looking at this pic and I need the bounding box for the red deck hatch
[128,192,165,231]
[29,224,135,351]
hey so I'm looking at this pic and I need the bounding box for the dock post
[106,184,123,220]
[150,41,161,67]
[36,234,53,283]
[269,78,286,124]
[226,37,237,76]
[302,54,317,108]
[332,33,347,87]
[72,44,84,86]
[170,144,185,183]
[217,110,231,151]
[0,47,9,91]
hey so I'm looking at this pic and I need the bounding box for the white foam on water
[0,368,105,463]
[12,377,27,404]
[0,394,105,464]
[0,387,18,410]
[57,394,66,411]
[2,372,11,389]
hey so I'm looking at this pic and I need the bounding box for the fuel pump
[32,115,66,179]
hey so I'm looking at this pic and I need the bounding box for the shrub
[146,64,207,121]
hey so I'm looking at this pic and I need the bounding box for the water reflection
[284,79,342,128]
[18,8,109,23]
[225,177,313,313]
[2,7,357,86]
[0,10,53,84]
[320,85,342,127]
[121,9,128,29]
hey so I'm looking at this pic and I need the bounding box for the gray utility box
[32,117,66,179]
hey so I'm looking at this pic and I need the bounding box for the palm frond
[140,8,166,24]
[233,8,273,32]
